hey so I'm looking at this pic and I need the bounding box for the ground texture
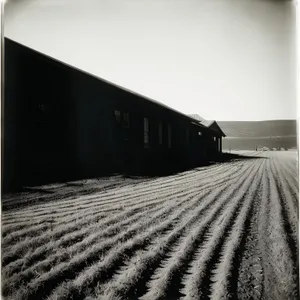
[1,151,298,300]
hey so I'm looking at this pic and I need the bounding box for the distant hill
[217,120,297,150]
[217,120,297,138]
[222,136,297,151]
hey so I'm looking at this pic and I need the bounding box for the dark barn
[2,38,225,192]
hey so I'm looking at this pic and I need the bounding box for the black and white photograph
[1,0,298,299]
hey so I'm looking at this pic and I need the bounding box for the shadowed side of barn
[2,38,225,192]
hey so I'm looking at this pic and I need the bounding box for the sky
[4,0,298,121]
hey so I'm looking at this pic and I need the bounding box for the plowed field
[1,151,298,300]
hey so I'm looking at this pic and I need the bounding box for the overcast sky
[4,0,297,121]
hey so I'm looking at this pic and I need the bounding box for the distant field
[1,151,298,300]
[217,120,297,150]
[222,136,297,151]
[218,120,297,138]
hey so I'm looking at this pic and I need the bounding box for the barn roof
[188,114,226,137]
[188,114,206,123]
[188,114,214,127]
[7,37,209,130]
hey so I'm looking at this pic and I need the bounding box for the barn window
[123,112,130,128]
[38,103,46,112]
[158,122,163,145]
[198,132,202,136]
[114,110,121,122]
[144,118,149,148]
[168,124,172,148]
[38,103,51,114]
[213,136,216,142]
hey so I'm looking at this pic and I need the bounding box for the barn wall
[107,91,211,175]
[67,70,115,177]
[3,38,223,191]
[2,39,22,190]
[3,39,78,190]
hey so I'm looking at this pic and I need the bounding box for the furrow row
[6,179,212,300]
[2,161,228,218]
[3,203,163,278]
[2,160,239,226]
[2,159,248,248]
[2,166,240,258]
[137,159,262,300]
[210,163,264,299]
[92,162,249,300]
[270,154,298,244]
[180,159,262,300]
[258,154,298,300]
[2,185,208,292]
[271,152,298,214]
[49,181,230,300]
